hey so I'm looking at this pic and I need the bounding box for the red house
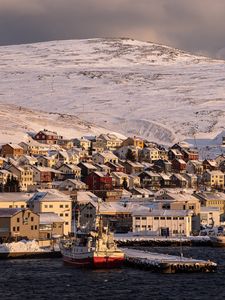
[172,158,187,173]
[182,149,199,162]
[34,129,63,145]
[85,171,113,191]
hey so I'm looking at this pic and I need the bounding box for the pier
[122,248,217,273]
[115,234,211,247]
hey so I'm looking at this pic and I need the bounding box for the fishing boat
[59,204,125,268]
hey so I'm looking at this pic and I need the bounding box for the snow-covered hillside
[1,38,225,144]
[0,104,114,144]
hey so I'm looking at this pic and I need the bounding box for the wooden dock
[122,248,217,273]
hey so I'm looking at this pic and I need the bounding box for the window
[167,217,171,220]
[21,205,24,208]
[17,227,20,231]
[60,213,63,217]
[23,218,28,225]
[60,205,64,208]
[65,213,69,217]
[35,225,37,230]
[31,226,34,230]
[135,217,140,220]
[44,205,48,208]
[49,205,53,208]
[65,222,69,225]
[9,205,12,208]
[154,217,159,220]
[65,205,69,208]
[161,217,165,220]
[142,217,147,220]
[31,217,34,222]
[13,227,16,231]
[179,217,184,220]
[17,218,20,222]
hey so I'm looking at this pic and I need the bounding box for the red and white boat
[59,214,124,268]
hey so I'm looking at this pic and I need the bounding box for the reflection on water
[1,247,225,300]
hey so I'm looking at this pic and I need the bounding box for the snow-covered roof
[76,191,99,204]
[80,162,97,169]
[111,172,128,178]
[39,212,64,224]
[0,208,24,217]
[133,209,192,217]
[160,173,171,180]
[0,192,33,202]
[5,143,23,150]
[29,190,71,202]
[196,192,225,201]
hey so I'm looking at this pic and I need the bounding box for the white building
[132,209,192,237]
[200,207,220,228]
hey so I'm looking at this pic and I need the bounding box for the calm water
[1,247,225,300]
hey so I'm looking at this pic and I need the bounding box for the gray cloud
[0,0,225,58]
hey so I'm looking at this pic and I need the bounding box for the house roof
[80,162,97,170]
[160,173,171,180]
[59,164,81,171]
[5,143,23,150]
[205,170,224,175]
[157,190,199,203]
[0,192,33,202]
[204,160,218,167]
[39,212,64,224]
[96,151,118,160]
[32,166,62,174]
[133,209,192,217]
[37,130,58,137]
[195,192,225,201]
[0,208,26,217]
[111,172,128,179]
[76,191,99,204]
[29,190,71,202]
[172,174,187,181]
[126,161,143,168]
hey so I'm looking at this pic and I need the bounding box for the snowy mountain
[1,38,225,144]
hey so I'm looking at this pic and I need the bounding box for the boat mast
[73,203,77,235]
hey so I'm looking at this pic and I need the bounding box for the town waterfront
[1,247,225,300]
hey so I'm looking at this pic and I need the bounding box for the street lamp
[179,223,183,260]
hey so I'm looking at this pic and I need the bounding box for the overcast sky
[1,0,225,58]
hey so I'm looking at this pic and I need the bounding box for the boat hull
[62,253,124,268]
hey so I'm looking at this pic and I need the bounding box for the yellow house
[19,141,49,156]
[0,157,7,168]
[202,170,224,189]
[141,147,160,162]
[122,136,144,149]
[194,192,225,215]
[0,192,33,209]
[27,190,72,235]
[8,165,34,191]
[37,155,57,168]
